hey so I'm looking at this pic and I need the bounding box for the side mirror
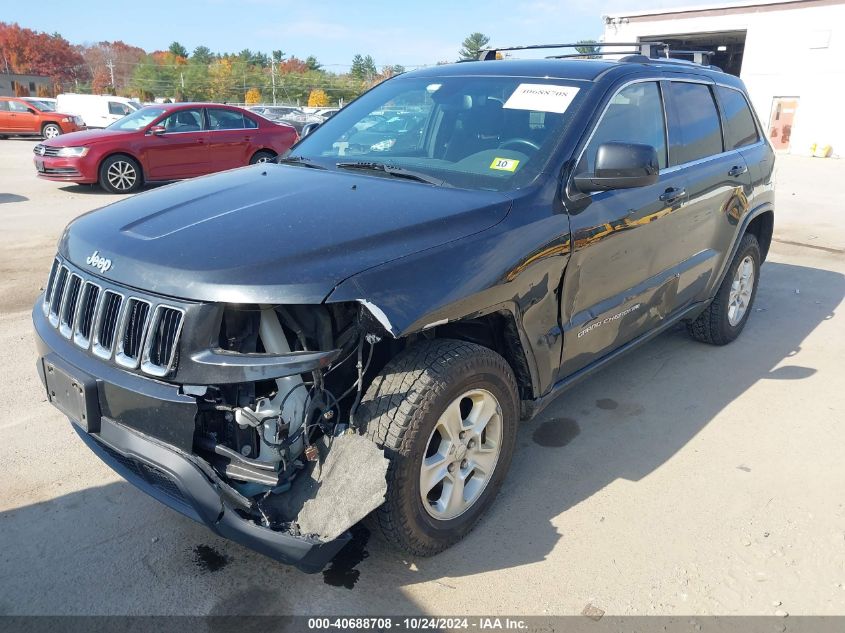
[573,142,659,193]
[27,108,38,115]
[300,122,321,137]
[149,125,166,136]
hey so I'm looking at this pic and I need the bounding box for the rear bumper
[33,306,350,573]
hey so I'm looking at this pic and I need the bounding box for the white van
[55,94,142,129]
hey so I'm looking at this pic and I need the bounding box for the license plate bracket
[43,357,101,432]
[35,158,45,172]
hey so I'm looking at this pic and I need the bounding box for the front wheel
[249,150,276,165]
[687,232,761,345]
[42,123,61,139]
[99,155,142,194]
[358,339,519,556]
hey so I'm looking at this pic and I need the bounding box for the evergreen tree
[168,41,188,58]
[459,32,490,60]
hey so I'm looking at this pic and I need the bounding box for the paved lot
[1,139,843,616]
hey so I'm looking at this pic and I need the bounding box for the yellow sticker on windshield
[490,157,520,172]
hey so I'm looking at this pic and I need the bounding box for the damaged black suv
[34,45,774,572]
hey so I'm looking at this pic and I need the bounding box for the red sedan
[33,103,298,193]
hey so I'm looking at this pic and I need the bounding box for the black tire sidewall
[715,234,761,340]
[394,362,518,546]
[99,155,142,193]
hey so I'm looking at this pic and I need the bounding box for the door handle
[197,138,205,144]
[659,187,686,203]
[728,165,748,177]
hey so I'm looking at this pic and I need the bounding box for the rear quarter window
[717,86,759,150]
[668,82,723,165]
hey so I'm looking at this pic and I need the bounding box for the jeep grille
[42,258,185,377]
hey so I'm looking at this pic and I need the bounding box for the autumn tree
[245,87,262,104]
[91,67,114,94]
[277,56,309,75]
[208,57,235,102]
[307,88,329,107]
[79,40,145,95]
[0,22,88,92]
[459,32,490,60]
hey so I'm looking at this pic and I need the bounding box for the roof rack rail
[478,41,719,68]
[659,49,715,65]
[477,42,665,61]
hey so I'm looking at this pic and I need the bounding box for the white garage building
[602,0,845,156]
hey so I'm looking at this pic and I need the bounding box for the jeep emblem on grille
[86,250,113,273]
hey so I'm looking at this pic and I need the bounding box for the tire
[358,339,519,556]
[98,154,142,194]
[249,150,276,165]
[687,232,761,345]
[42,123,62,139]
[0,135,8,140]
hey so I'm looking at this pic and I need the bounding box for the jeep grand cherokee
[33,45,774,572]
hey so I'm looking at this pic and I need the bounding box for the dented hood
[59,164,512,303]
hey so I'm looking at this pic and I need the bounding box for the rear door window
[579,81,667,171]
[207,108,256,130]
[716,86,759,150]
[667,82,723,165]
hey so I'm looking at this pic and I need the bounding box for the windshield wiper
[336,161,447,186]
[278,155,326,169]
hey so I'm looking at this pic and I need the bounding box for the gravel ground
[0,139,843,616]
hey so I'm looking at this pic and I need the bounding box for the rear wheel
[42,123,61,139]
[687,232,761,345]
[249,150,276,165]
[358,339,519,556]
[99,155,142,194]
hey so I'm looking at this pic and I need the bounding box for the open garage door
[641,30,746,76]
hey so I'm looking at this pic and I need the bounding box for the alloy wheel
[43,125,60,139]
[419,389,503,520]
[728,255,755,326]
[106,161,138,192]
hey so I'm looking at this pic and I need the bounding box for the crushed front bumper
[34,307,350,573]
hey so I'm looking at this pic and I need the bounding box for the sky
[5,0,723,70]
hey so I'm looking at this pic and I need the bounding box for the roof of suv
[404,57,741,88]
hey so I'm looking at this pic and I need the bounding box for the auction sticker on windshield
[504,84,580,113]
[490,157,520,172]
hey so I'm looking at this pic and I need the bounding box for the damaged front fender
[325,189,572,398]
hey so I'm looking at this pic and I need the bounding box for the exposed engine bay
[192,302,389,541]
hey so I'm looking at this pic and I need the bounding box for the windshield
[292,75,588,191]
[27,99,56,112]
[107,106,168,131]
